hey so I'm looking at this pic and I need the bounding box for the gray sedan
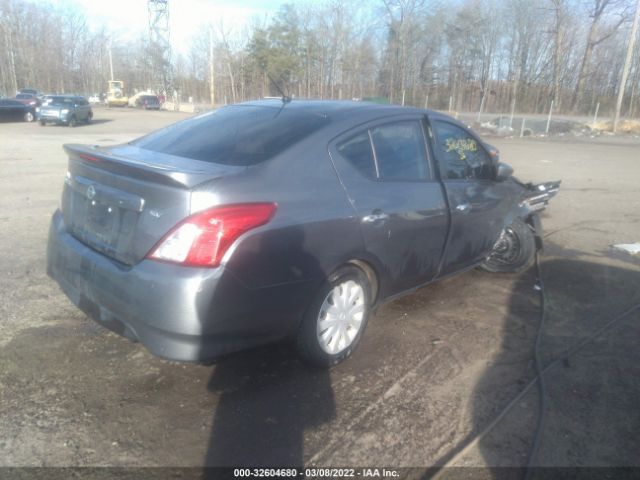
[46,100,558,366]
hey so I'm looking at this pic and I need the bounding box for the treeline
[1,0,639,116]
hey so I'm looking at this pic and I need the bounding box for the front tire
[481,218,536,273]
[68,116,77,127]
[296,266,372,367]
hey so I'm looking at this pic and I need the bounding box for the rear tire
[24,111,34,122]
[296,266,372,367]
[480,218,535,273]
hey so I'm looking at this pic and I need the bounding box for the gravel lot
[1,107,639,472]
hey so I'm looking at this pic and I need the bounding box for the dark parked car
[46,100,559,366]
[0,99,36,122]
[15,93,40,108]
[135,94,161,110]
[39,95,93,127]
[18,88,39,95]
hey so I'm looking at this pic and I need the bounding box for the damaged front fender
[514,180,561,251]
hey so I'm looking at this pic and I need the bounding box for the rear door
[428,118,518,276]
[329,116,449,297]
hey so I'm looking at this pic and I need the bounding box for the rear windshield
[133,105,330,166]
[141,96,158,101]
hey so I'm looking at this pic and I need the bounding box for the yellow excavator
[107,80,129,107]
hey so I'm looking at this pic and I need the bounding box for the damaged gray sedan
[46,100,559,366]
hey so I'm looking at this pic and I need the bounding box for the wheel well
[347,259,379,304]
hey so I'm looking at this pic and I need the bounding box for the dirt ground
[1,107,639,474]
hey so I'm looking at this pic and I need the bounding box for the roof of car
[241,99,417,114]
[234,99,474,133]
[46,95,85,100]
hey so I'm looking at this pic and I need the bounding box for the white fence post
[545,100,554,134]
[509,98,516,128]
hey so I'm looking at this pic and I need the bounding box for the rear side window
[432,121,493,180]
[336,120,430,181]
[370,121,429,180]
[134,105,330,166]
[336,131,376,178]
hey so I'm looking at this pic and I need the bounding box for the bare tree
[573,0,628,111]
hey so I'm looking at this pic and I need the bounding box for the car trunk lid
[61,143,244,265]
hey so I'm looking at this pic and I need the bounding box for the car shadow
[38,118,113,127]
[201,226,336,473]
[202,344,334,472]
[467,255,640,472]
[86,118,113,125]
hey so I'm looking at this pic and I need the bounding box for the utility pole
[209,27,215,106]
[148,0,173,98]
[108,46,114,81]
[613,0,640,133]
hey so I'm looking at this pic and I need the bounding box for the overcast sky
[33,0,303,53]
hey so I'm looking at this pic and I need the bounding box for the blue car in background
[39,95,93,127]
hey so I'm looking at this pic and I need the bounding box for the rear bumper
[46,210,314,361]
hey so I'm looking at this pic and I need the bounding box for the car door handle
[456,203,471,213]
[362,211,389,223]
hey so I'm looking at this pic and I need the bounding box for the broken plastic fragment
[612,243,640,255]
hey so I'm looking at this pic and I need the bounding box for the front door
[429,118,518,276]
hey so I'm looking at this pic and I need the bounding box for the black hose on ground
[429,255,640,479]
[523,252,548,480]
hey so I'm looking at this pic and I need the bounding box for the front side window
[432,121,493,180]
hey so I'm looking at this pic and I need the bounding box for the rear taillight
[147,203,277,267]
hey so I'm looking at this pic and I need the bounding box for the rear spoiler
[64,144,243,190]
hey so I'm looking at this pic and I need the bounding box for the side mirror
[496,162,514,181]
[484,143,500,165]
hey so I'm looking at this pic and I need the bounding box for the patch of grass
[591,119,640,134]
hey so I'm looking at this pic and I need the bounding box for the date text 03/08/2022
[232,467,400,478]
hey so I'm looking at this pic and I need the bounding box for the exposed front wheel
[480,218,536,273]
[296,266,372,367]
